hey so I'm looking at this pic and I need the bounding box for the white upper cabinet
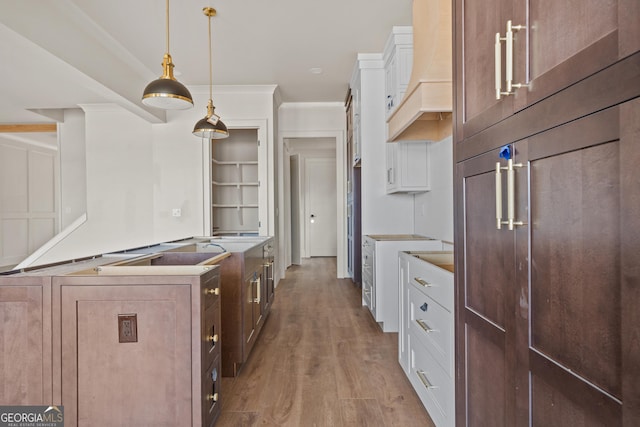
[384,27,413,120]
[386,140,430,194]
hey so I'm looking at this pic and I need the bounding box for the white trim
[278,129,347,279]
[15,213,87,269]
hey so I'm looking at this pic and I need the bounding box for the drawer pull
[206,334,219,343]
[206,392,219,402]
[205,287,220,296]
[414,277,432,287]
[416,319,436,333]
[417,370,437,390]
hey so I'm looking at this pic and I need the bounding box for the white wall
[21,86,278,268]
[30,104,157,265]
[59,109,87,229]
[0,134,58,268]
[278,102,347,278]
[414,136,453,243]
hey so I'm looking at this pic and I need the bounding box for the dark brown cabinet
[454,0,640,152]
[218,238,274,377]
[456,104,640,425]
[454,1,640,425]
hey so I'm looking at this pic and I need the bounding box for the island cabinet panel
[0,276,52,405]
[217,238,274,377]
[52,267,222,427]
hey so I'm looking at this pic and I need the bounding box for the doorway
[285,137,338,261]
[305,157,337,257]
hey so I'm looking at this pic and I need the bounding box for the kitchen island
[0,235,276,425]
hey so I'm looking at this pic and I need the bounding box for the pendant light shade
[193,99,228,139]
[193,6,228,139]
[142,0,193,110]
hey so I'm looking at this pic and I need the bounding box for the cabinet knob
[206,334,219,343]
[205,287,220,296]
[420,302,428,312]
[206,393,219,402]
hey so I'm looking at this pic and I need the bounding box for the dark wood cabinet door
[243,275,255,347]
[525,0,626,106]
[456,146,523,427]
[454,0,521,140]
[456,101,640,426]
[455,0,638,146]
[520,102,639,427]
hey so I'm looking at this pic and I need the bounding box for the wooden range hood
[387,0,452,142]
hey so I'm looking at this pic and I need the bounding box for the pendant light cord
[165,0,170,54]
[208,12,213,101]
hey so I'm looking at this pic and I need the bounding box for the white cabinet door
[386,141,430,193]
[384,26,413,120]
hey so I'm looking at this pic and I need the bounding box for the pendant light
[142,0,194,109]
[193,6,229,139]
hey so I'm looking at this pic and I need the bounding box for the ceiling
[0,0,412,124]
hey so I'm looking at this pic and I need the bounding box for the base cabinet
[52,267,222,427]
[0,276,52,405]
[218,238,274,376]
[456,103,640,426]
[399,251,454,427]
[363,235,443,332]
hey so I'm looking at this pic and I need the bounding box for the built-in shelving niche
[211,128,260,236]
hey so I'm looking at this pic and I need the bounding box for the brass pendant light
[142,0,194,110]
[193,7,228,139]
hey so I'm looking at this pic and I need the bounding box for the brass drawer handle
[205,287,220,296]
[206,334,219,343]
[414,277,432,287]
[416,319,436,333]
[416,370,437,390]
[206,393,219,402]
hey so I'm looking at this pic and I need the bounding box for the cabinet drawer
[408,257,453,312]
[203,299,221,369]
[409,336,455,427]
[202,271,220,310]
[202,354,221,427]
[409,287,453,376]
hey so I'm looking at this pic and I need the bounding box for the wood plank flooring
[218,257,435,426]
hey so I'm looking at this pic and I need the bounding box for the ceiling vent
[387,0,452,142]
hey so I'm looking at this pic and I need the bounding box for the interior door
[305,157,337,257]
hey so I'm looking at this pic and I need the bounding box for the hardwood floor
[218,257,435,426]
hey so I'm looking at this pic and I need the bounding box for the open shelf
[211,128,261,235]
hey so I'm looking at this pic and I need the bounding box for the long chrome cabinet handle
[506,158,525,230]
[416,370,437,389]
[506,21,528,91]
[496,20,528,99]
[495,33,504,99]
[416,319,436,333]
[496,162,503,229]
[497,159,526,230]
